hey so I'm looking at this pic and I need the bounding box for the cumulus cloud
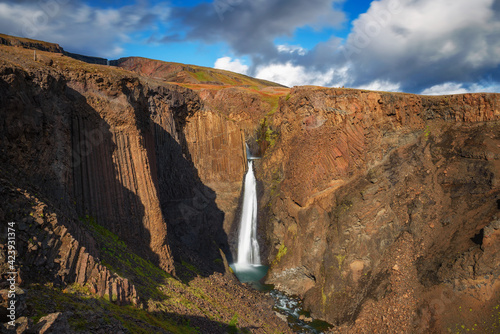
[356,80,401,92]
[0,0,170,57]
[420,82,469,95]
[254,62,347,87]
[277,44,307,56]
[342,0,500,91]
[3,0,498,93]
[421,81,500,95]
[214,56,249,75]
[171,0,345,56]
[248,0,500,92]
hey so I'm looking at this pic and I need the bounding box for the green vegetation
[192,71,214,82]
[321,287,327,306]
[261,94,280,115]
[227,314,239,334]
[181,259,201,275]
[257,117,278,153]
[335,254,346,271]
[79,215,172,300]
[74,215,258,332]
[424,125,431,140]
[28,283,198,334]
[272,244,288,266]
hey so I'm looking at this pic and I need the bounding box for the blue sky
[0,0,499,94]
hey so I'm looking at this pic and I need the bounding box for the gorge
[0,34,499,334]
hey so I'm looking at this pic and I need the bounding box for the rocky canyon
[0,34,499,333]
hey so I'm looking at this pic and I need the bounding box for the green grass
[76,216,255,333]
[424,125,431,140]
[27,283,198,334]
[181,259,201,275]
[227,314,239,334]
[79,215,172,300]
[192,71,214,82]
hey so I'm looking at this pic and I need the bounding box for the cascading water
[230,146,333,333]
[236,159,261,265]
[230,146,267,289]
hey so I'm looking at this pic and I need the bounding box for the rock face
[0,179,139,308]
[0,34,64,53]
[2,36,500,333]
[0,51,173,273]
[258,87,500,332]
[0,41,293,334]
[0,44,251,277]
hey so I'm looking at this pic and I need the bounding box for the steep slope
[113,56,285,88]
[115,56,289,147]
[258,86,500,332]
[0,42,290,333]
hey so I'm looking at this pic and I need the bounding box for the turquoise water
[230,263,332,333]
[229,264,271,291]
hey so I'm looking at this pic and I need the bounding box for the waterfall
[236,157,261,265]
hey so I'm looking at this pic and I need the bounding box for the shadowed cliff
[0,40,292,333]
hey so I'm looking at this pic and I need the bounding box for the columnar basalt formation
[0,39,292,333]
[0,181,139,306]
[1,35,500,333]
[0,43,250,277]
[258,87,500,332]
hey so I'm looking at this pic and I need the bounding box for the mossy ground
[27,282,198,333]
[68,216,287,333]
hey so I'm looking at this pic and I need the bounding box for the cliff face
[2,35,500,333]
[0,44,250,276]
[1,51,172,273]
[0,41,296,333]
[258,87,500,332]
[0,181,139,306]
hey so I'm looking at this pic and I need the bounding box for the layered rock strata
[259,87,500,332]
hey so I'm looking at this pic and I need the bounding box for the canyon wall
[2,37,500,333]
[0,43,293,333]
[0,45,248,279]
[258,87,500,332]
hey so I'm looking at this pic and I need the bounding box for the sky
[0,0,499,94]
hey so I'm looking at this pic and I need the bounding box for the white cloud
[277,44,307,56]
[421,81,500,95]
[0,1,170,58]
[468,82,500,93]
[341,0,500,91]
[245,0,500,92]
[356,80,401,92]
[255,62,348,87]
[179,0,345,56]
[214,57,249,75]
[421,82,469,95]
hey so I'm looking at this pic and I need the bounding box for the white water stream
[236,159,261,265]
[230,147,332,333]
